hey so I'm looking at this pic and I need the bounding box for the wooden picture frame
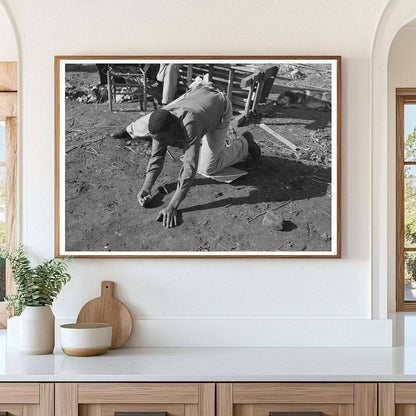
[55,56,341,258]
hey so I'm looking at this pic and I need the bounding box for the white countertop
[2,329,416,382]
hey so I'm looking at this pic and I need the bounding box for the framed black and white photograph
[55,56,341,258]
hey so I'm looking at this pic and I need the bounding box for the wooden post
[107,69,113,111]
[227,69,235,101]
[251,71,265,114]
[143,71,147,112]
[208,65,214,83]
[259,123,299,153]
[186,64,193,86]
[244,79,255,118]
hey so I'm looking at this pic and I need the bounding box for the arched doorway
[371,0,416,319]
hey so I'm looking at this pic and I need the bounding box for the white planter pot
[6,315,20,347]
[19,306,55,354]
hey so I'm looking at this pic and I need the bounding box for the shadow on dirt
[282,220,297,232]
[265,106,330,131]
[147,192,165,209]
[155,155,332,215]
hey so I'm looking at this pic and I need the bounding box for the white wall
[0,0,393,346]
[387,25,416,312]
[0,3,17,61]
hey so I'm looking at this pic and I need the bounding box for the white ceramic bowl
[60,323,112,356]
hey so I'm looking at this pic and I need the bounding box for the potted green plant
[1,245,71,354]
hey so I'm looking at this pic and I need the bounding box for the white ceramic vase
[19,306,55,354]
[6,315,20,347]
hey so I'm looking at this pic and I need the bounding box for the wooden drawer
[217,383,377,416]
[56,383,215,416]
[0,383,53,416]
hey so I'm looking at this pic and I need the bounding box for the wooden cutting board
[76,281,133,349]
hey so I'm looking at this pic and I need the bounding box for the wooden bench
[178,63,279,125]
[107,63,279,124]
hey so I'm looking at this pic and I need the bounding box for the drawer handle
[115,412,167,416]
[270,413,324,416]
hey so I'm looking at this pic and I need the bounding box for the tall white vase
[19,306,55,354]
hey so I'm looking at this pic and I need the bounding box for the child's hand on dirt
[138,189,152,208]
[156,206,177,228]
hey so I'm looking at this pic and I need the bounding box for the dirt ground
[64,65,333,253]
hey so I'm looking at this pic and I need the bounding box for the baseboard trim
[56,317,392,347]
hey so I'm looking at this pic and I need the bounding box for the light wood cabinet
[216,383,377,416]
[0,383,53,416]
[0,381,387,416]
[378,383,416,416]
[55,383,215,416]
